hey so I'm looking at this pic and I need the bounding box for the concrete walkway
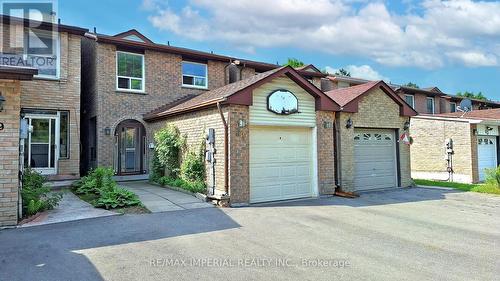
[119,181,213,213]
[21,191,118,227]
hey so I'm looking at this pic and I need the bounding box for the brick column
[228,105,250,204]
[316,111,336,194]
[0,80,21,227]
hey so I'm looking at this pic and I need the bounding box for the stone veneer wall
[0,80,21,227]
[337,88,412,191]
[410,118,477,183]
[19,32,82,177]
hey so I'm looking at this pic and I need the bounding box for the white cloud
[325,65,388,81]
[145,0,500,69]
[446,51,498,67]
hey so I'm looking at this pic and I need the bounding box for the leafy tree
[283,58,305,68]
[456,91,487,100]
[404,82,419,89]
[335,68,351,77]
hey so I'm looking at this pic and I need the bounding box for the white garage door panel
[250,126,313,203]
[354,129,397,191]
[477,136,497,181]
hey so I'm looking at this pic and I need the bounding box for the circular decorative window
[267,90,299,115]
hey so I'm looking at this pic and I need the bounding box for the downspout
[217,102,229,195]
[334,113,341,189]
[334,112,358,198]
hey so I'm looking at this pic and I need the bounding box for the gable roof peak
[113,29,153,44]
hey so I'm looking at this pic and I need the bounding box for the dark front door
[116,120,145,175]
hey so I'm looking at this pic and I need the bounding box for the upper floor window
[405,95,415,109]
[182,61,207,88]
[450,102,457,113]
[426,97,435,114]
[116,51,145,92]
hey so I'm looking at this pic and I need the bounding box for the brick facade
[227,105,250,203]
[19,32,82,178]
[81,39,256,174]
[0,80,21,227]
[316,111,336,194]
[148,106,228,194]
[399,92,442,114]
[148,104,337,204]
[337,88,412,192]
[410,118,478,183]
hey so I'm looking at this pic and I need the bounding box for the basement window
[182,61,208,89]
[116,51,145,92]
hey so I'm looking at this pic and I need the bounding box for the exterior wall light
[0,93,5,112]
[104,127,111,135]
[403,120,411,131]
[345,118,353,129]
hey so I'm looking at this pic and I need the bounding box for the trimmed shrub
[21,168,62,217]
[72,166,142,210]
[94,187,141,209]
[485,166,500,193]
[74,167,116,195]
[158,176,206,194]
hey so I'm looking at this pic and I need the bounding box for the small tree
[335,68,351,77]
[154,125,184,178]
[456,91,487,100]
[283,58,305,68]
[404,82,419,89]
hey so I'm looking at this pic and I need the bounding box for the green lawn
[414,179,500,195]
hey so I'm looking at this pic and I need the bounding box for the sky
[58,0,500,100]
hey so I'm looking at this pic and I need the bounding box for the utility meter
[445,138,454,154]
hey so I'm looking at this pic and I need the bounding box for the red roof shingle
[325,81,380,107]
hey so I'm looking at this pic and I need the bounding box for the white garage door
[249,126,313,203]
[477,136,497,181]
[354,129,397,191]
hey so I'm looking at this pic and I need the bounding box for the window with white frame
[182,61,207,88]
[426,97,435,114]
[405,95,415,109]
[450,102,457,112]
[116,51,145,91]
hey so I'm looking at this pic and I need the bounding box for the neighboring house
[321,75,369,92]
[394,86,445,115]
[411,109,500,183]
[144,66,339,204]
[442,95,500,112]
[0,16,87,226]
[325,81,417,192]
[293,64,326,89]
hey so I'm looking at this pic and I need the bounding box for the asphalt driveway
[1,187,499,281]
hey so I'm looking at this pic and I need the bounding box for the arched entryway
[114,119,146,175]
